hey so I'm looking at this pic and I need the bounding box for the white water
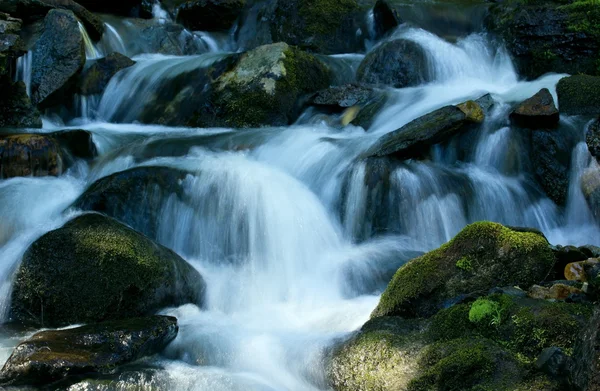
[14,51,32,96]
[3,25,600,391]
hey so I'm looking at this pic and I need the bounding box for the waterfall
[78,22,103,59]
[14,51,32,96]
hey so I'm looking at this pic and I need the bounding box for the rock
[192,42,331,128]
[364,103,478,160]
[581,168,600,222]
[40,0,104,40]
[565,259,599,282]
[351,91,388,130]
[371,222,555,319]
[357,39,428,88]
[486,1,600,79]
[0,1,54,24]
[74,0,152,18]
[72,166,189,239]
[310,84,373,109]
[580,245,600,259]
[535,347,573,382]
[0,134,61,178]
[10,213,205,327]
[0,316,177,387]
[587,118,600,159]
[528,284,582,301]
[456,100,485,123]
[510,88,560,129]
[551,245,591,280]
[176,0,246,32]
[51,129,96,160]
[79,53,135,96]
[31,9,85,107]
[0,80,42,128]
[125,19,210,56]
[0,12,25,76]
[372,0,400,40]
[557,75,600,116]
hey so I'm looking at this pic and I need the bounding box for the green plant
[469,299,503,327]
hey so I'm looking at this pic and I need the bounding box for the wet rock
[310,84,374,109]
[79,53,135,96]
[564,260,598,282]
[72,166,189,239]
[372,0,400,40]
[31,9,85,107]
[586,118,600,160]
[0,316,177,387]
[352,91,388,130]
[176,0,246,32]
[365,102,481,160]
[581,168,600,222]
[75,0,153,18]
[40,0,104,40]
[551,245,590,280]
[51,129,96,160]
[0,12,25,76]
[528,284,582,301]
[535,347,573,382]
[0,134,61,178]
[510,88,559,129]
[357,39,428,88]
[0,80,42,128]
[125,19,210,56]
[456,100,485,123]
[192,42,331,128]
[10,213,205,327]
[371,222,555,318]
[475,93,495,112]
[486,1,600,79]
[557,75,600,116]
[0,1,54,24]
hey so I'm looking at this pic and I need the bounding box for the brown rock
[0,134,62,178]
[528,283,582,300]
[510,88,559,129]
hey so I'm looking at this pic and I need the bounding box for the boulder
[51,129,97,160]
[510,88,560,129]
[357,39,428,88]
[72,166,190,240]
[587,118,600,160]
[0,134,61,178]
[486,1,600,79]
[79,52,135,96]
[176,0,246,32]
[123,19,209,56]
[10,213,205,327]
[372,0,400,40]
[364,102,482,160]
[310,84,374,109]
[371,222,555,319]
[582,167,600,222]
[40,0,104,40]
[0,0,53,23]
[0,80,42,128]
[31,9,85,107]
[557,75,600,116]
[192,42,331,128]
[0,316,177,387]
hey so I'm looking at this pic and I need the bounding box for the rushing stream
[3,6,600,390]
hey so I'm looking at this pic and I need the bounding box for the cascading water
[2,14,599,391]
[78,22,104,59]
[14,51,32,96]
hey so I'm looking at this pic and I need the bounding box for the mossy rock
[10,213,205,327]
[557,75,600,116]
[0,79,42,128]
[371,222,555,319]
[0,133,61,178]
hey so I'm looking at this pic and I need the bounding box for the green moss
[456,256,473,272]
[429,304,473,341]
[469,299,502,324]
[298,0,360,35]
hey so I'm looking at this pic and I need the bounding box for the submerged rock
[0,134,61,178]
[0,316,177,387]
[176,0,246,32]
[557,75,600,116]
[510,88,560,129]
[356,39,428,88]
[371,222,555,318]
[10,213,205,327]
[31,9,85,107]
[79,52,136,96]
[0,80,42,128]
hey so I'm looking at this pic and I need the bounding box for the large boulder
[510,88,560,129]
[0,316,177,387]
[31,9,85,107]
[41,0,104,40]
[371,222,555,319]
[78,52,135,96]
[191,42,331,128]
[486,0,600,79]
[0,80,42,128]
[10,213,205,327]
[72,166,190,239]
[356,39,428,88]
[587,118,600,160]
[557,75,600,116]
[0,134,61,178]
[176,0,246,32]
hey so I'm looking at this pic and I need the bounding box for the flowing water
[3,10,600,391]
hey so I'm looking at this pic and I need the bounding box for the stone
[74,0,152,18]
[41,0,105,40]
[528,284,582,301]
[564,260,598,282]
[79,52,135,95]
[0,80,42,128]
[457,100,485,123]
[587,118,600,160]
[372,0,400,39]
[557,75,600,116]
[310,84,374,109]
[581,168,600,222]
[510,88,560,129]
[0,134,61,178]
[176,0,246,32]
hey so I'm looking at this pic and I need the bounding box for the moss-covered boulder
[10,213,205,327]
[0,133,62,178]
[78,52,135,96]
[176,0,246,32]
[0,316,177,387]
[192,42,331,128]
[371,222,555,319]
[0,79,42,128]
[357,39,428,88]
[557,75,600,116]
[510,89,559,130]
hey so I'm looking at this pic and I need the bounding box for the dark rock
[551,245,591,280]
[372,0,400,39]
[0,80,42,128]
[352,91,388,130]
[0,316,177,387]
[580,245,600,258]
[51,129,97,160]
[557,75,600,116]
[125,19,208,56]
[0,133,61,178]
[364,104,474,160]
[510,88,560,129]
[0,0,53,24]
[72,166,189,239]
[176,0,246,32]
[79,53,135,96]
[582,168,600,223]
[10,213,205,327]
[31,9,85,107]
[0,12,25,75]
[536,347,573,382]
[357,39,428,88]
[75,0,153,18]
[587,118,600,159]
[475,93,495,112]
[310,84,373,109]
[41,0,104,40]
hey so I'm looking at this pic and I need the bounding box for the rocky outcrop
[31,9,85,107]
[79,52,135,95]
[557,75,600,116]
[176,0,246,32]
[356,39,428,88]
[0,316,177,387]
[0,134,61,178]
[510,88,560,129]
[10,213,205,327]
[0,80,42,128]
